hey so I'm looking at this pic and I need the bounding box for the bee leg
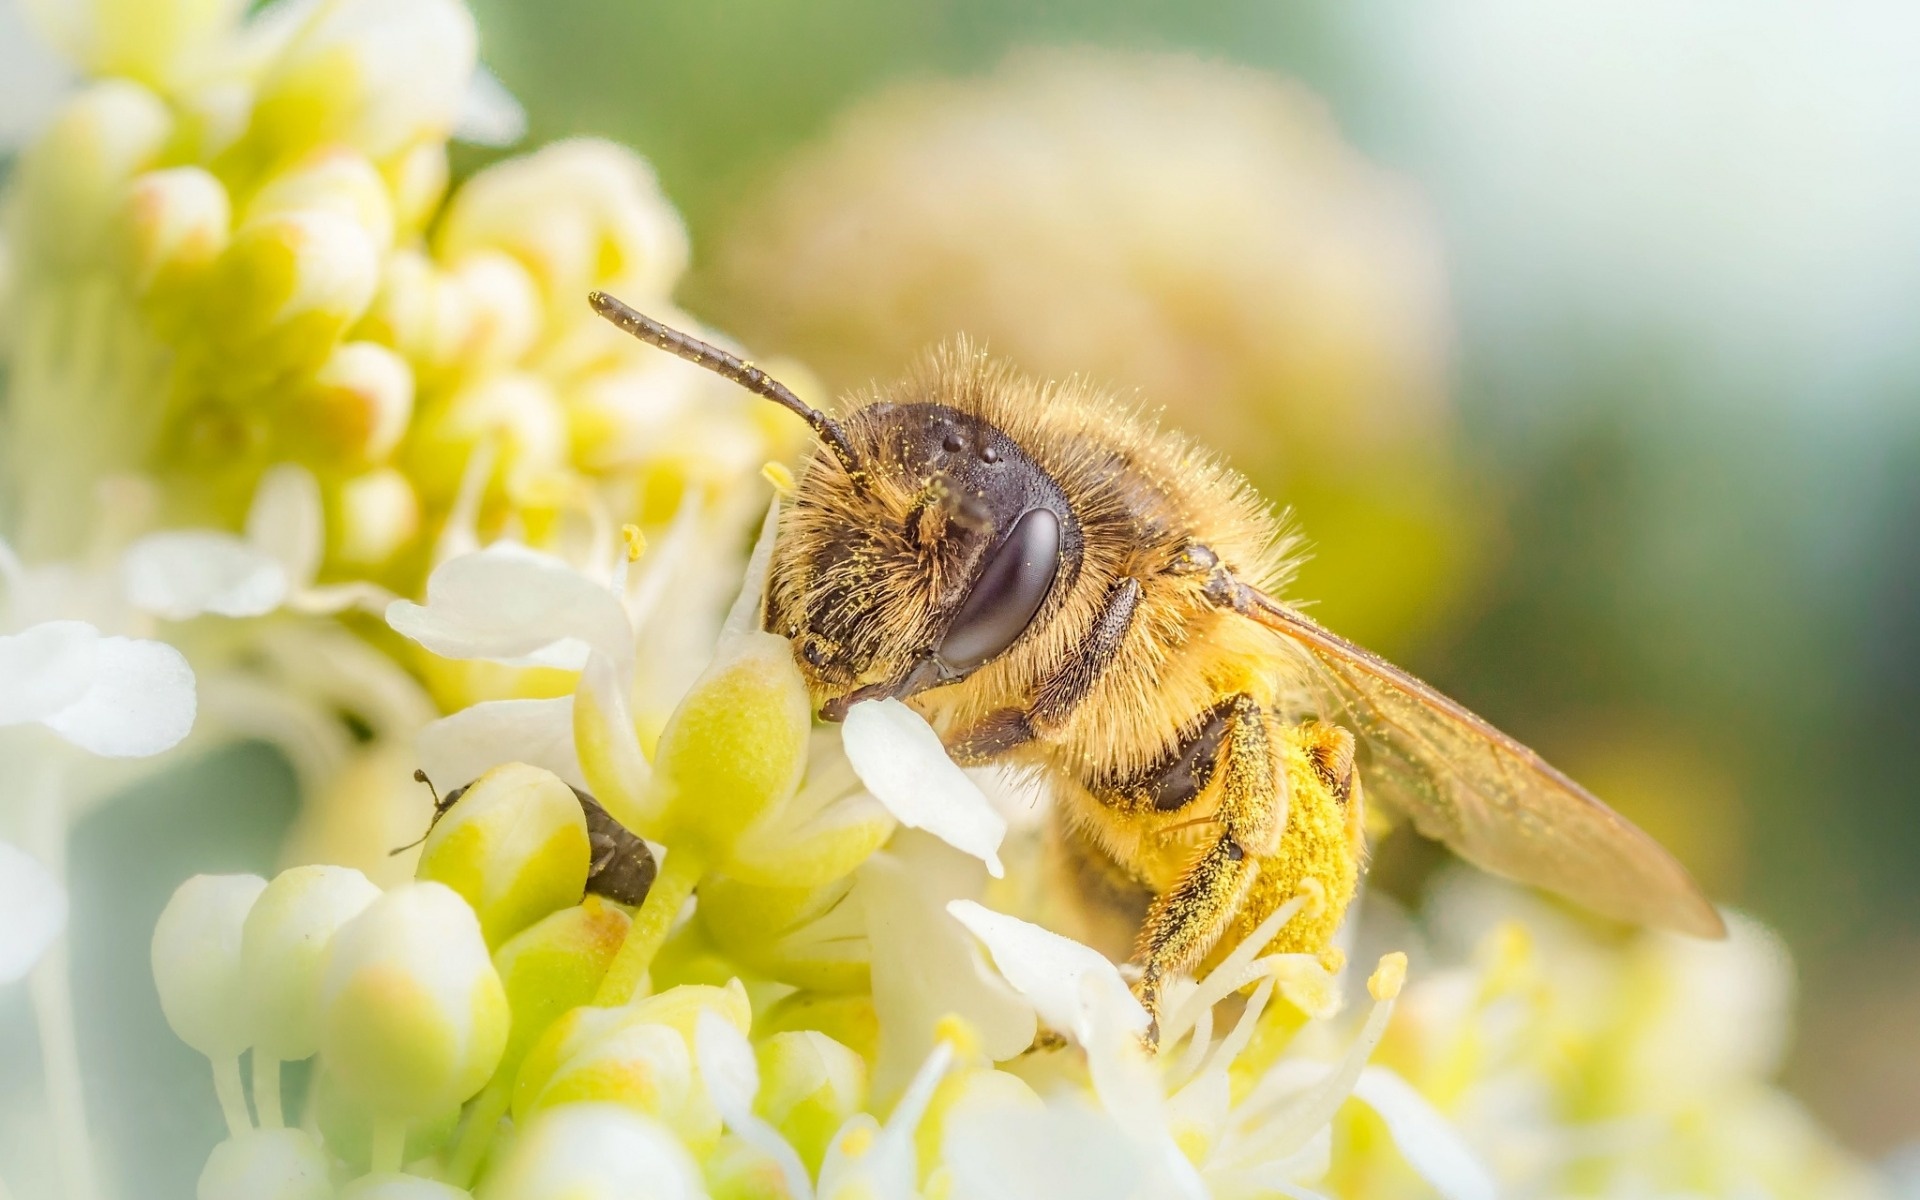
[1133,694,1281,1047]
[948,577,1144,763]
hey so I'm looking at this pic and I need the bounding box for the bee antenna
[588,291,865,486]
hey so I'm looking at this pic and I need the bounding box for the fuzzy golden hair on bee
[589,291,1726,1047]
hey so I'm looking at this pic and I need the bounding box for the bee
[589,291,1724,1042]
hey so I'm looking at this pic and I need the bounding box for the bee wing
[1240,587,1725,937]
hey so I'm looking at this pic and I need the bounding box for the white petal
[0,840,67,985]
[478,1104,704,1200]
[720,495,781,643]
[453,62,527,147]
[124,531,290,619]
[695,1010,812,1200]
[0,619,98,725]
[946,899,1148,1046]
[417,697,584,793]
[842,700,1005,876]
[856,837,1034,1098]
[1352,1067,1497,1200]
[42,636,196,756]
[944,1101,1148,1200]
[245,464,326,589]
[386,543,632,669]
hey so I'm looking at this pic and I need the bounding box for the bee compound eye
[937,506,1061,671]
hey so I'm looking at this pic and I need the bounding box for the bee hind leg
[1132,693,1281,1048]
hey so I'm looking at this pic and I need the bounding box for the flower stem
[253,1053,284,1128]
[212,1056,252,1138]
[594,848,703,1006]
[24,765,98,1200]
[444,1075,512,1187]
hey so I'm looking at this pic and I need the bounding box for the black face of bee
[804,403,1081,718]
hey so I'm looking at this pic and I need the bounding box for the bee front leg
[1133,694,1282,1047]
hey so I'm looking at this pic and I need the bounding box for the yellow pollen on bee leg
[762,461,796,496]
[1368,951,1408,1002]
[620,524,646,562]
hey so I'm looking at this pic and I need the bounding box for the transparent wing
[1241,587,1724,937]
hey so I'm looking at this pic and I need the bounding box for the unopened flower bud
[405,372,567,500]
[650,632,811,859]
[435,139,688,316]
[478,1105,704,1200]
[446,250,541,370]
[241,864,382,1062]
[416,762,591,947]
[246,147,397,255]
[197,210,380,381]
[152,873,267,1059]
[329,467,420,566]
[123,166,230,300]
[12,81,172,270]
[492,894,631,1072]
[317,881,508,1120]
[196,1128,330,1200]
[285,341,415,466]
[512,981,750,1149]
[251,0,478,159]
[760,992,879,1064]
[755,1030,869,1174]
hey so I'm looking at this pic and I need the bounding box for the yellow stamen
[761,460,796,496]
[1368,951,1408,1002]
[621,523,646,562]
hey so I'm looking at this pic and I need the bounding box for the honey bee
[589,292,1725,1042]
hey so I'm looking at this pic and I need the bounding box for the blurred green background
[14,0,1918,1187]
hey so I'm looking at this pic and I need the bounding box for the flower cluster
[149,507,1482,1199]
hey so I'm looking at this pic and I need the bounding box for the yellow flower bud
[245,147,397,256]
[12,81,172,270]
[405,372,567,500]
[416,762,591,948]
[196,210,381,381]
[250,0,478,159]
[284,341,415,466]
[151,873,267,1059]
[316,881,509,1121]
[195,1128,330,1200]
[512,981,751,1147]
[760,992,880,1064]
[446,250,541,371]
[329,467,421,566]
[434,139,689,318]
[241,863,382,1062]
[492,895,632,1073]
[755,1030,869,1175]
[478,1105,705,1200]
[650,632,811,858]
[19,0,246,89]
[123,166,230,298]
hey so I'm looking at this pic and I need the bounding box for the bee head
[584,294,1078,719]
[769,394,1080,720]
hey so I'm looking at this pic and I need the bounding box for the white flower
[945,897,1493,1200]
[843,699,1007,877]
[1,532,197,757]
[123,463,391,619]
